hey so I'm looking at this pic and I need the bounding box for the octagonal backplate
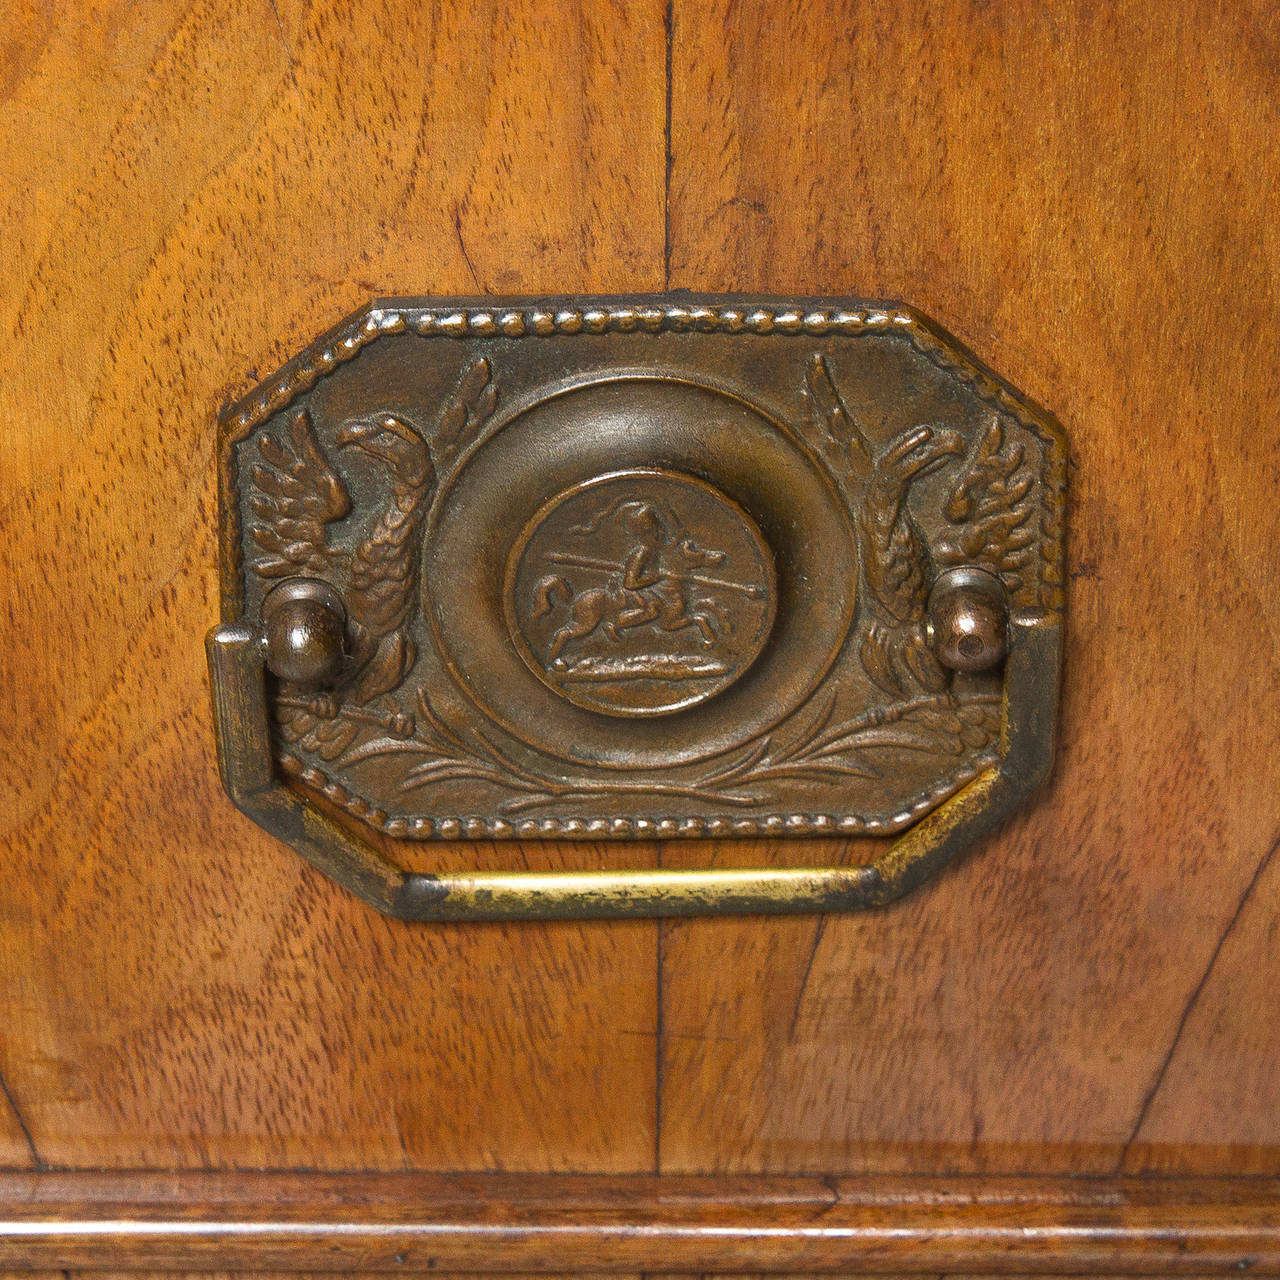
[217,295,1064,842]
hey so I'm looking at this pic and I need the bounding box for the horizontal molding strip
[0,1171,1278,1272]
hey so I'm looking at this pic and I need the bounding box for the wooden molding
[0,1171,1277,1272]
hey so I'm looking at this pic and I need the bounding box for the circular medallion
[424,377,856,769]
[505,470,777,717]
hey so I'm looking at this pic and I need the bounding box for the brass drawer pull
[208,295,1064,921]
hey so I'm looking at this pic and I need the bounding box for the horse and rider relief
[507,470,776,717]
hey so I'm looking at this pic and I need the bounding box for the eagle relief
[247,407,437,759]
[505,470,777,717]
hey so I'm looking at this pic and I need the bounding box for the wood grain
[660,0,1280,1175]
[2,0,1279,1270]
[0,0,666,1170]
[3,1171,1280,1273]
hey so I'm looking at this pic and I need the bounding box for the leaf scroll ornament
[436,357,497,457]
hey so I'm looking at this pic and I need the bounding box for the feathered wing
[248,409,350,579]
[937,412,1036,589]
[248,410,354,757]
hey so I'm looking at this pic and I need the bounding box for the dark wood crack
[0,1062,42,1169]
[1117,828,1280,1169]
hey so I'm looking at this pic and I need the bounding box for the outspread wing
[938,413,1036,588]
[248,409,350,578]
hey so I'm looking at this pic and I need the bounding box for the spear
[545,552,764,599]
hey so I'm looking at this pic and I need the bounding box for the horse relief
[506,470,777,717]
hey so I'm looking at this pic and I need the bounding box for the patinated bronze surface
[215,296,1064,854]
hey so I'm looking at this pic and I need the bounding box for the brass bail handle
[206,567,1060,923]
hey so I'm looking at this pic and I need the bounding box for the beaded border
[277,746,1000,842]
[219,298,1065,840]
